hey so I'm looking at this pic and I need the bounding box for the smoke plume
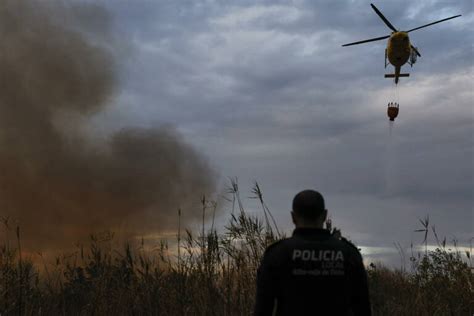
[0,0,216,250]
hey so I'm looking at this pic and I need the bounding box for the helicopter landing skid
[384,73,409,78]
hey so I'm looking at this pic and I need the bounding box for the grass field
[1,183,472,315]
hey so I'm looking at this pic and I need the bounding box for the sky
[56,1,474,266]
[85,0,474,262]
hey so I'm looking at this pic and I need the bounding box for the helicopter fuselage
[387,31,411,67]
[342,3,461,85]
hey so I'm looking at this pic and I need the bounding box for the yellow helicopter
[342,3,461,84]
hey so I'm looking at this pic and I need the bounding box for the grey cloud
[97,0,472,266]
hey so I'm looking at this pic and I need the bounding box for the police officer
[254,190,371,315]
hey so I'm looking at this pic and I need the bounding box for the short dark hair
[292,190,325,220]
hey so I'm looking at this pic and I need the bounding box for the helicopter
[342,3,461,84]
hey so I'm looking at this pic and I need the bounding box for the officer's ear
[291,211,304,226]
[291,211,297,225]
[321,209,328,222]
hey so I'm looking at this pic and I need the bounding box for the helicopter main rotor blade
[406,14,461,33]
[371,3,398,32]
[342,35,390,47]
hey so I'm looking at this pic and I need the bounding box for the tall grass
[0,182,472,315]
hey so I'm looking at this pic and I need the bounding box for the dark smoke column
[0,0,215,251]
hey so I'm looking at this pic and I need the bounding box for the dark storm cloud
[0,0,215,252]
[102,0,471,264]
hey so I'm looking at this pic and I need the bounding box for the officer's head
[291,190,327,228]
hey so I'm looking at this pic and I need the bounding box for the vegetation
[0,181,472,315]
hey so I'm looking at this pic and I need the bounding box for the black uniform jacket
[254,228,371,316]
